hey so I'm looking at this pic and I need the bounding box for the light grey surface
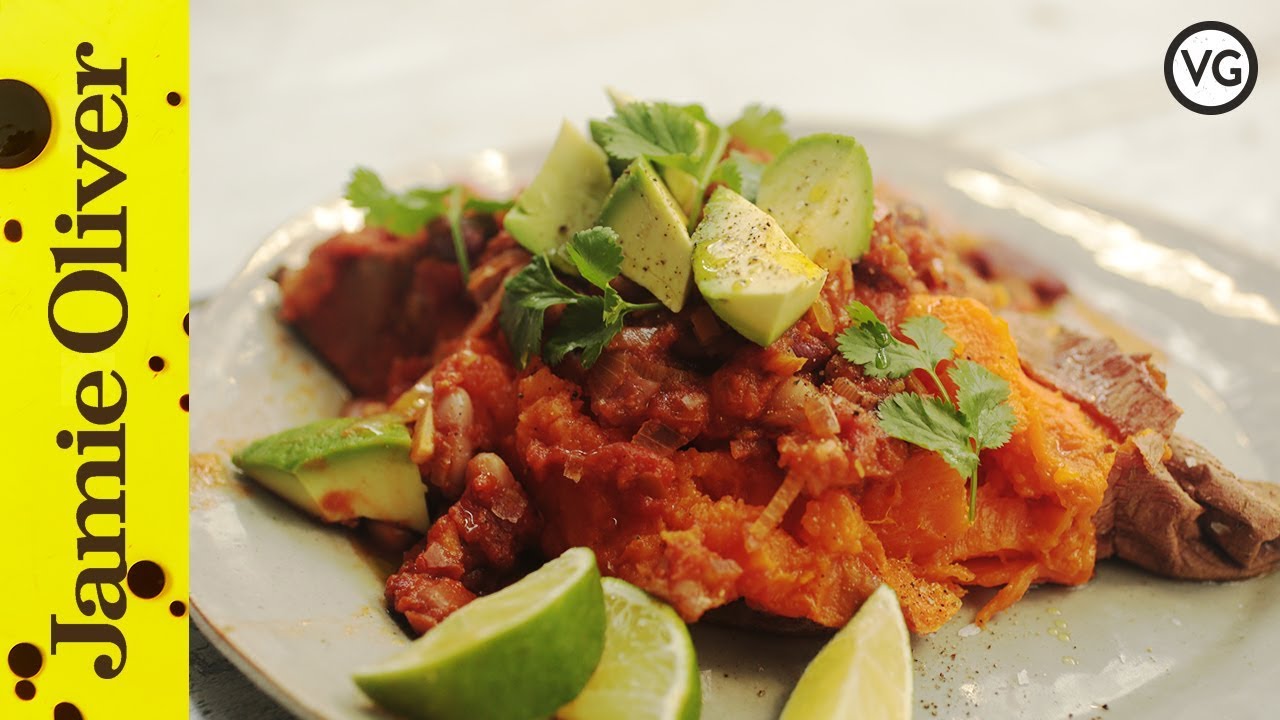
[192,0,1280,300]
[190,2,1280,717]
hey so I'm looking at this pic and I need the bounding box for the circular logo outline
[1165,21,1258,115]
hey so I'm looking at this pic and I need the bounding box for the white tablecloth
[190,0,1278,715]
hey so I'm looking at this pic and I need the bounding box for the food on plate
[559,577,701,720]
[756,133,875,262]
[691,186,828,346]
[232,414,428,532]
[1098,432,1280,580]
[246,95,1280,648]
[353,547,606,720]
[592,98,730,220]
[597,158,696,312]
[504,121,613,261]
[1006,313,1280,580]
[779,583,911,720]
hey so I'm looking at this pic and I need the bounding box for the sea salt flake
[1016,669,1030,686]
[958,623,982,638]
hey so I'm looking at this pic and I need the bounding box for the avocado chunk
[506,121,614,260]
[756,133,874,262]
[598,158,695,312]
[231,414,428,532]
[658,166,703,223]
[598,91,727,222]
[660,118,728,222]
[692,186,828,346]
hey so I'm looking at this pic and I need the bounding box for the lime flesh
[558,577,700,720]
[780,583,912,720]
[354,547,606,720]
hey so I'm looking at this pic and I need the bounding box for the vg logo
[1165,21,1257,115]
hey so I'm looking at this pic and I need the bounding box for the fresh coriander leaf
[544,288,659,369]
[898,314,954,397]
[837,302,952,396]
[499,255,581,368]
[836,302,927,378]
[600,287,661,328]
[544,297,620,368]
[950,359,1017,451]
[899,316,955,374]
[499,226,659,369]
[727,104,791,155]
[842,301,1016,521]
[877,393,979,480]
[563,226,624,291]
[347,167,454,236]
[711,158,742,194]
[728,152,764,201]
[711,152,766,202]
[347,169,514,280]
[678,102,714,124]
[590,102,702,173]
[836,325,922,378]
[845,300,880,326]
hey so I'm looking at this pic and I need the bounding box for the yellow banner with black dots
[0,1,188,718]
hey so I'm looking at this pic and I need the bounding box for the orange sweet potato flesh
[515,295,1116,634]
[864,296,1115,627]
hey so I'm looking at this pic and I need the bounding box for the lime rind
[354,547,606,720]
[559,577,701,720]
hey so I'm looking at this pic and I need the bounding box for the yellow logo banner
[0,1,189,717]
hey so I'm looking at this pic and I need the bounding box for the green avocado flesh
[231,414,428,532]
[598,158,695,312]
[660,118,728,222]
[755,133,875,262]
[505,121,614,262]
[692,186,828,346]
[600,90,727,223]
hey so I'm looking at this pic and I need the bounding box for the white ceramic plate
[191,124,1280,720]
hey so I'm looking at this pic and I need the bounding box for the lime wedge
[780,584,912,720]
[558,578,700,720]
[354,547,606,720]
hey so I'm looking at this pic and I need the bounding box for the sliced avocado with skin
[231,414,428,532]
[505,121,614,264]
[598,158,695,312]
[756,133,874,262]
[692,186,828,346]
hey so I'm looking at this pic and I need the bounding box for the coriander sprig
[499,227,660,369]
[589,102,704,176]
[709,151,766,202]
[837,301,1016,521]
[345,167,513,283]
[726,103,792,155]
